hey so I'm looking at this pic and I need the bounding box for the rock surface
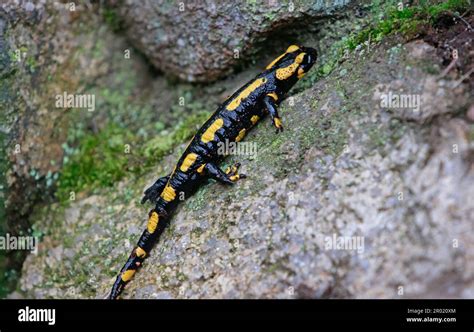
[19,33,474,298]
[0,1,148,232]
[115,0,352,82]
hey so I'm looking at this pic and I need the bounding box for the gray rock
[115,0,352,82]
[13,5,474,300]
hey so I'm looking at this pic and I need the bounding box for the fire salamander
[109,45,317,299]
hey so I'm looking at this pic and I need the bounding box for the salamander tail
[108,208,168,300]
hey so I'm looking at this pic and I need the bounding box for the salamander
[109,44,317,299]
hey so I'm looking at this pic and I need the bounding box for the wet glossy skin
[109,45,317,299]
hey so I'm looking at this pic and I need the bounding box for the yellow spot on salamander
[274,117,282,129]
[160,184,176,202]
[267,92,278,101]
[276,62,299,80]
[197,164,206,174]
[250,115,259,125]
[147,211,159,233]
[201,118,224,143]
[225,165,238,174]
[121,269,136,282]
[180,153,198,172]
[297,67,305,79]
[275,53,306,80]
[295,52,306,64]
[136,247,146,258]
[235,129,246,142]
[266,45,300,70]
[229,174,240,181]
[226,78,267,111]
[286,45,300,53]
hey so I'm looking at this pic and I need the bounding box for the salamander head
[297,46,317,77]
[266,44,317,83]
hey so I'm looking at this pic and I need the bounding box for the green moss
[245,103,351,181]
[26,56,37,72]
[186,185,211,212]
[245,0,259,13]
[363,116,410,154]
[367,125,389,151]
[176,271,188,282]
[295,0,472,94]
[102,8,124,32]
[346,0,471,51]
[56,110,211,204]
[264,12,277,21]
[265,261,283,274]
[141,111,211,166]
[468,124,474,142]
[0,137,8,234]
[426,0,472,18]
[0,261,19,298]
[308,108,350,157]
[56,124,137,202]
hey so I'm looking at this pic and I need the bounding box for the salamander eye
[301,47,317,65]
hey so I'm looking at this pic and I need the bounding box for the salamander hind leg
[141,175,170,204]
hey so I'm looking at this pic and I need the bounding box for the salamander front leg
[225,162,247,182]
[263,95,283,133]
[205,162,246,184]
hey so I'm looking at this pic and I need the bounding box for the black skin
[109,45,317,299]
